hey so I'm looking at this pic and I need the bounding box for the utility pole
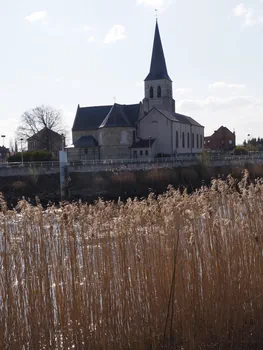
[1,135,5,147]
[59,134,68,201]
[20,138,24,165]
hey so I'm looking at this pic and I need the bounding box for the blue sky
[0,0,263,146]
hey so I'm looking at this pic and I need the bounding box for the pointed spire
[145,21,172,82]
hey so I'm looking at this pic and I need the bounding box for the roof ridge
[99,105,115,128]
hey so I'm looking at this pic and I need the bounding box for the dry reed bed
[1,174,263,349]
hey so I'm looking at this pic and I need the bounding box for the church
[69,21,204,161]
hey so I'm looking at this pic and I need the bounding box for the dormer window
[149,87,153,98]
[157,86,161,98]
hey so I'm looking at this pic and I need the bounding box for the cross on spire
[155,9,158,20]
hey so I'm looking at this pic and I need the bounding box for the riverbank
[1,161,263,206]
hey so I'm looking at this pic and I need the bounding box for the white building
[69,21,204,161]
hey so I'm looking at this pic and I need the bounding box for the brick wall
[205,127,236,151]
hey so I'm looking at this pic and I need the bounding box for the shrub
[8,150,56,162]
[233,146,248,155]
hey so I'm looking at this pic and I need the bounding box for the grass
[1,172,263,349]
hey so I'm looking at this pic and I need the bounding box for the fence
[0,153,263,170]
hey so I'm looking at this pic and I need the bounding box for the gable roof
[72,103,141,131]
[0,146,9,154]
[214,126,234,134]
[145,21,172,82]
[140,108,203,127]
[27,127,61,141]
[74,135,98,148]
[156,109,204,127]
[131,138,156,148]
[206,126,234,138]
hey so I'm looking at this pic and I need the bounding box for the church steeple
[145,21,172,82]
[143,21,175,113]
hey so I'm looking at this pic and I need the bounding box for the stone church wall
[72,127,136,159]
[99,127,134,159]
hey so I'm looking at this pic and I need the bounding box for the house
[204,126,236,152]
[27,127,62,155]
[0,146,9,161]
[69,20,204,161]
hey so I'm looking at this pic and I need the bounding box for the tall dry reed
[1,173,263,349]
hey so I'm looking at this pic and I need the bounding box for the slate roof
[27,127,62,141]
[145,21,172,82]
[0,146,9,154]
[74,136,99,148]
[72,103,141,131]
[131,138,155,148]
[156,109,204,127]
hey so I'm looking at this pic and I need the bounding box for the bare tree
[16,105,66,152]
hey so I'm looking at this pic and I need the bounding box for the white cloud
[177,95,263,143]
[83,26,92,32]
[83,26,96,42]
[233,3,263,27]
[136,0,173,12]
[177,95,262,111]
[233,3,247,16]
[137,0,164,8]
[136,81,144,87]
[104,25,127,44]
[209,81,246,89]
[24,10,48,24]
[175,88,192,94]
[88,36,96,43]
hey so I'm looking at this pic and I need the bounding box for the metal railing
[1,153,263,169]
[0,161,60,168]
[68,155,199,167]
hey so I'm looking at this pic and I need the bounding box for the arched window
[176,131,179,148]
[196,134,199,148]
[157,86,161,98]
[187,132,190,148]
[200,135,203,149]
[192,133,194,148]
[182,132,185,148]
[149,87,153,98]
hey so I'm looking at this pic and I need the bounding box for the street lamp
[1,135,5,147]
[61,133,65,151]
[20,138,24,165]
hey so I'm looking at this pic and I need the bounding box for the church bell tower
[143,21,175,113]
